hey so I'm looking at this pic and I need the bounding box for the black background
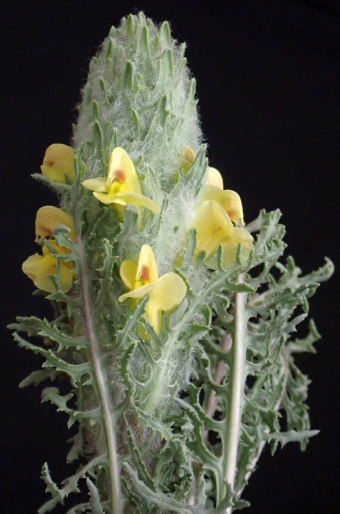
[1,1,339,513]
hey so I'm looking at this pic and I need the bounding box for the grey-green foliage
[11,13,333,514]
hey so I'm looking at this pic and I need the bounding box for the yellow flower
[204,166,244,225]
[82,147,160,214]
[118,245,187,335]
[22,207,76,293]
[41,144,75,184]
[202,186,244,225]
[191,200,253,269]
[35,206,76,242]
[22,243,74,294]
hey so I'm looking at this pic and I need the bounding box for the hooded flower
[203,166,244,225]
[22,207,76,293]
[22,243,75,294]
[180,149,244,224]
[82,147,160,214]
[35,206,76,242]
[191,199,253,269]
[41,144,75,184]
[119,245,187,335]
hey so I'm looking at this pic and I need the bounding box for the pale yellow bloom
[22,243,74,294]
[191,200,253,269]
[35,206,76,242]
[202,186,244,225]
[41,144,75,184]
[206,167,224,189]
[22,207,76,293]
[203,166,244,225]
[119,245,187,334]
[82,147,160,213]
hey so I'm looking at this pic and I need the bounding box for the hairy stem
[79,240,122,514]
[222,274,248,508]
[234,346,290,496]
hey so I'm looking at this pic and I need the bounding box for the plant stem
[79,240,122,514]
[222,274,248,509]
[234,347,290,496]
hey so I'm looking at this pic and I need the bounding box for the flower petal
[107,147,141,194]
[22,252,57,293]
[120,260,138,290]
[42,144,74,166]
[119,273,187,334]
[58,262,75,293]
[82,177,108,192]
[92,191,125,205]
[203,186,244,225]
[41,144,75,184]
[223,227,253,267]
[137,245,159,283]
[92,190,160,212]
[35,206,76,242]
[206,167,224,189]
[145,273,187,334]
[205,227,254,269]
[191,200,234,259]
[115,193,161,212]
[149,273,187,312]
[118,282,156,302]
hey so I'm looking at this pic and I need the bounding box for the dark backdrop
[1,1,339,513]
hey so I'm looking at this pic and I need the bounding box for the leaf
[266,429,319,454]
[38,463,65,513]
[13,332,90,386]
[288,319,321,354]
[67,431,84,463]
[19,369,59,388]
[123,463,192,514]
[86,478,105,514]
[125,420,154,488]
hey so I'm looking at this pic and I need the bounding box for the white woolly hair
[73,14,202,181]
[73,13,206,274]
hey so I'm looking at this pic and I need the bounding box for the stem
[222,274,248,508]
[79,240,122,514]
[234,346,290,496]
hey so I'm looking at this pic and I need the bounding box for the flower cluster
[23,144,253,333]
[22,206,76,293]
